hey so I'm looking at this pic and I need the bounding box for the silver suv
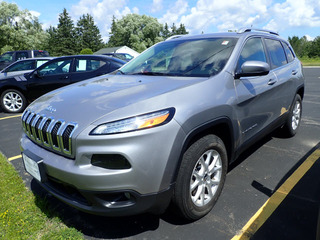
[20,29,304,220]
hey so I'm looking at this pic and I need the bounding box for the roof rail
[165,35,185,41]
[238,28,279,36]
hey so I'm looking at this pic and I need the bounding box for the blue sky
[6,0,320,42]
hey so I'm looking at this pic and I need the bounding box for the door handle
[292,70,298,75]
[59,75,69,79]
[268,78,277,85]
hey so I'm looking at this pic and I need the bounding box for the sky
[5,0,320,42]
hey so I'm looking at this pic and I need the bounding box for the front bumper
[20,118,183,215]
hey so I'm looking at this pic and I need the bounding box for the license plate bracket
[22,150,47,182]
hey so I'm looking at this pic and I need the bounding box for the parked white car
[0,57,53,80]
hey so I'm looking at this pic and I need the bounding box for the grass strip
[0,153,83,239]
[300,57,320,66]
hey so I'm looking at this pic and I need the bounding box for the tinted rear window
[34,51,49,57]
[265,39,287,69]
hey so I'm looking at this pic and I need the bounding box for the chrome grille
[22,110,78,157]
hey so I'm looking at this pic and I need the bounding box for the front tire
[0,89,27,113]
[173,134,228,221]
[282,94,302,137]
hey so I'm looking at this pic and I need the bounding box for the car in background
[0,50,50,70]
[0,57,53,80]
[103,53,134,62]
[0,55,125,113]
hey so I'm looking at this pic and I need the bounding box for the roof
[94,47,124,54]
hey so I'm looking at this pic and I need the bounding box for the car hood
[27,74,204,127]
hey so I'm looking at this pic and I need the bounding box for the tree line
[1,1,319,58]
[288,36,320,58]
[0,2,188,56]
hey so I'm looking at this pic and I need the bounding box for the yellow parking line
[0,114,22,121]
[232,148,320,240]
[8,154,22,161]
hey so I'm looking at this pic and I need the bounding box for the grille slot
[21,110,77,157]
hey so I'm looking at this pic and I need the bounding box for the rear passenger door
[234,37,280,143]
[70,56,111,83]
[264,38,297,113]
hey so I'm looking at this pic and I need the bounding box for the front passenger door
[234,37,279,143]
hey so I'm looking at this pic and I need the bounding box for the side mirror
[34,70,42,78]
[235,61,270,79]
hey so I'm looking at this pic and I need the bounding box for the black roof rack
[238,28,279,36]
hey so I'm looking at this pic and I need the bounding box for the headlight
[90,108,175,135]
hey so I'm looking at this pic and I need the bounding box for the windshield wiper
[130,71,168,76]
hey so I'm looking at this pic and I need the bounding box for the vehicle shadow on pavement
[31,179,189,239]
[249,142,320,240]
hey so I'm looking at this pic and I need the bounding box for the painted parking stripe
[0,114,22,121]
[8,154,22,161]
[232,148,320,240]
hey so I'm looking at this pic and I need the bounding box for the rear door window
[264,39,287,69]
[34,51,49,57]
[75,59,108,72]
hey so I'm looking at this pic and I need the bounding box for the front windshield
[121,37,238,77]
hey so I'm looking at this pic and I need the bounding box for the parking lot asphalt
[0,67,319,240]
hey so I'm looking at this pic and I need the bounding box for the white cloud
[166,0,320,35]
[30,10,41,18]
[270,0,320,30]
[167,0,271,34]
[305,34,315,41]
[159,0,188,25]
[71,0,139,42]
[151,0,163,13]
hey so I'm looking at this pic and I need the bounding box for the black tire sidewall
[0,89,27,113]
[284,94,302,137]
[174,134,228,220]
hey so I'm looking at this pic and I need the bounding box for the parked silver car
[20,29,304,220]
[0,57,53,79]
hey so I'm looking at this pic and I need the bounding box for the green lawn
[0,153,83,239]
[300,57,320,66]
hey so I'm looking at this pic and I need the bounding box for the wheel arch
[170,117,235,184]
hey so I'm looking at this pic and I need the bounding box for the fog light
[91,154,131,169]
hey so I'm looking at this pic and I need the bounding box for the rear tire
[172,134,227,221]
[0,89,27,113]
[282,94,302,137]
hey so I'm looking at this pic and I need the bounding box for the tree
[80,48,93,54]
[160,22,188,39]
[76,14,104,53]
[162,23,170,39]
[53,8,77,56]
[108,14,164,52]
[308,37,320,58]
[0,2,48,53]
[176,23,188,35]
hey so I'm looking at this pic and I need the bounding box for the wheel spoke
[190,149,223,207]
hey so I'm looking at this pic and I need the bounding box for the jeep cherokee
[20,29,304,220]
